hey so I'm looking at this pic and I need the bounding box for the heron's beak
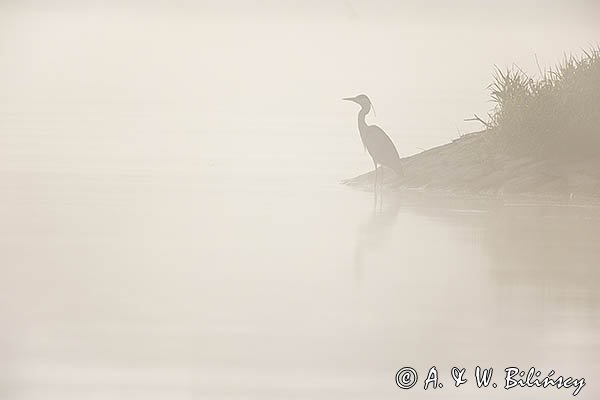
[342,97,356,102]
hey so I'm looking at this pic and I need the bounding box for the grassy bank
[479,47,600,158]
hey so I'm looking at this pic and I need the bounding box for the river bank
[345,130,600,201]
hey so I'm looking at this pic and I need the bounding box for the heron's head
[343,94,372,111]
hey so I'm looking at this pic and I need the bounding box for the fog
[2,1,599,154]
[1,1,599,399]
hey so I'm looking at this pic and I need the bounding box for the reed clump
[482,47,600,158]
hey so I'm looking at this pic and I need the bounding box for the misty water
[2,2,600,399]
[2,108,600,399]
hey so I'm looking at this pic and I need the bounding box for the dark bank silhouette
[343,94,403,191]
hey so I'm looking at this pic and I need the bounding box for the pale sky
[1,1,599,148]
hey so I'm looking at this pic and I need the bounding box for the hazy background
[1,1,600,399]
[2,0,600,158]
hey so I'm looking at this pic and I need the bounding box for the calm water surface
[1,112,600,399]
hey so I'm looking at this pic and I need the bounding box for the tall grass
[484,47,600,157]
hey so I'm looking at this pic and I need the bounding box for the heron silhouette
[343,94,403,191]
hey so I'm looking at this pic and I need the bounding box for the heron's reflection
[354,191,402,284]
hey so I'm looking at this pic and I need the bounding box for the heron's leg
[373,185,378,210]
[379,166,384,210]
[373,160,378,193]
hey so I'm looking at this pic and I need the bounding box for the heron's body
[345,94,403,177]
[356,107,403,175]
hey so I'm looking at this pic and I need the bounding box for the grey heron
[343,94,403,191]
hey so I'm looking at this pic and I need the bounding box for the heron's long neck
[358,107,370,132]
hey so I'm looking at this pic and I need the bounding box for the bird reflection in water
[353,191,402,285]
